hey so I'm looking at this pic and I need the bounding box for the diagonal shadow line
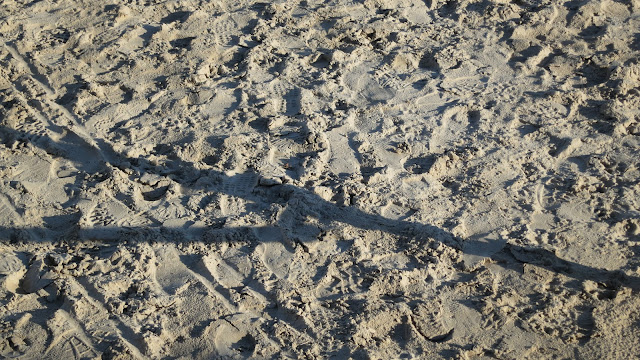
[1,125,639,291]
[496,244,640,291]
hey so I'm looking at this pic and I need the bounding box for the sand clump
[0,0,639,358]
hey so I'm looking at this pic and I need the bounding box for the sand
[0,0,639,358]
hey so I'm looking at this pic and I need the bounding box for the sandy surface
[1,0,639,358]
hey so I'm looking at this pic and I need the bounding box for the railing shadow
[1,124,639,291]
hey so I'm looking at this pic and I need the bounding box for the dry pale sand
[1,0,639,358]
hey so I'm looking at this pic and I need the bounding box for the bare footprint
[213,319,256,358]
[254,227,293,281]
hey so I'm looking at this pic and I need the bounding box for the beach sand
[1,0,639,358]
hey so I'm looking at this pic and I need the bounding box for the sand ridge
[0,0,639,358]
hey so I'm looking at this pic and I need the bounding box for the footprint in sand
[222,171,259,197]
[202,253,246,289]
[214,319,256,358]
[0,251,26,293]
[253,226,294,281]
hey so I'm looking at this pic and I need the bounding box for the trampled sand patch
[1,0,639,358]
